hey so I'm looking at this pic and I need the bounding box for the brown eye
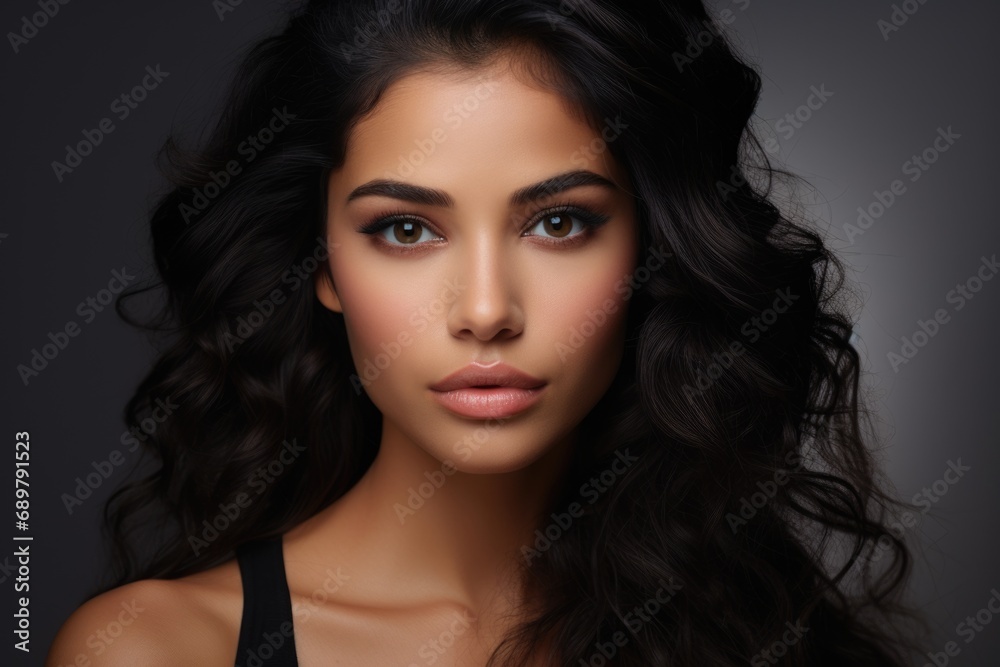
[358,213,444,250]
[392,220,423,244]
[539,213,572,238]
[524,206,610,242]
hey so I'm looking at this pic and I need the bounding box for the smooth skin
[47,50,638,666]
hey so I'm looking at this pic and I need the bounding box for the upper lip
[430,362,546,392]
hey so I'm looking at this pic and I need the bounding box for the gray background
[2,1,997,665]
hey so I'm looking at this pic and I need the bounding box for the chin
[432,418,574,476]
[442,446,551,475]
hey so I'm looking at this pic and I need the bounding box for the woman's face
[318,59,638,473]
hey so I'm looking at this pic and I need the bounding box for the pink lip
[429,386,546,419]
[429,362,547,419]
[429,361,546,392]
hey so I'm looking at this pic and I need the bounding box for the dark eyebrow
[345,169,619,207]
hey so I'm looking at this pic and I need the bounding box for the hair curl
[103,0,930,664]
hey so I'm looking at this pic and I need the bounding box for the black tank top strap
[234,535,299,666]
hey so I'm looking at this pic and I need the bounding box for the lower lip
[429,385,546,419]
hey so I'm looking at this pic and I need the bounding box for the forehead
[332,64,624,199]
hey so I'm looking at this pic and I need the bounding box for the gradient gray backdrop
[2,1,998,665]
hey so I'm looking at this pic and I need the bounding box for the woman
[47,0,929,665]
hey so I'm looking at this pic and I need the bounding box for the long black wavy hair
[103,0,930,664]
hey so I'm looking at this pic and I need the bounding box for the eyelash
[356,202,611,254]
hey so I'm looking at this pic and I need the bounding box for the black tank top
[234,536,299,666]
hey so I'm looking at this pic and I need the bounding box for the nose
[446,231,524,342]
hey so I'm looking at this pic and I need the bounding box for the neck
[290,418,576,614]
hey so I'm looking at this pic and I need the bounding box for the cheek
[329,253,408,362]
[329,253,454,398]
[535,248,636,371]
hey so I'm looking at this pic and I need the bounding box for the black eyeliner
[356,201,611,239]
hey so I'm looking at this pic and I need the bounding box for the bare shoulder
[46,560,244,667]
